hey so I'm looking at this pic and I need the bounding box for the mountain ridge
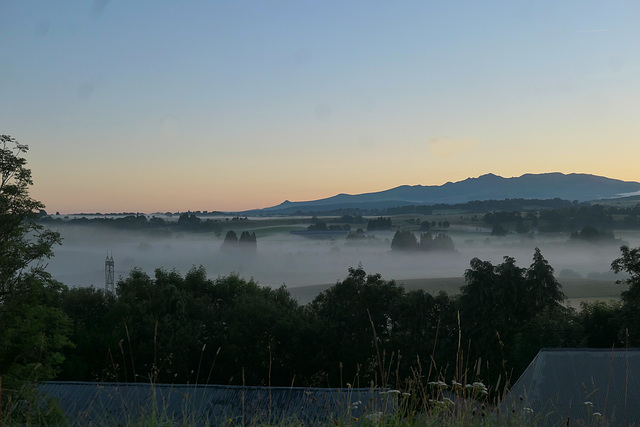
[255,173,640,214]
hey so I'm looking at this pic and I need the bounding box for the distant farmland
[288,276,626,308]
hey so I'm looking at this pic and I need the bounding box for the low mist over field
[44,218,639,291]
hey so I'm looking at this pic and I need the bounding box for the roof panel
[39,382,394,425]
[503,348,640,426]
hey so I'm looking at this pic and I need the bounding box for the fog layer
[44,223,640,290]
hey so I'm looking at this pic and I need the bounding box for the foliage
[221,230,238,251]
[579,300,624,348]
[458,249,568,383]
[611,245,640,344]
[491,223,508,236]
[391,230,456,252]
[177,212,201,230]
[339,214,365,223]
[308,266,405,386]
[0,272,72,424]
[59,267,311,386]
[570,225,615,242]
[420,232,455,252]
[58,286,117,381]
[307,222,328,231]
[39,212,223,233]
[0,136,70,423]
[0,135,61,300]
[238,231,257,252]
[367,216,392,231]
[0,273,72,383]
[391,230,419,251]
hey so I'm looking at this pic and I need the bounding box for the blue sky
[1,1,639,212]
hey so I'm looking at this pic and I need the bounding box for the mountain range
[254,173,640,214]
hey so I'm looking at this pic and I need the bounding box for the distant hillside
[257,173,640,214]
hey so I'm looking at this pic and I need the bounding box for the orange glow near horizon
[5,2,640,214]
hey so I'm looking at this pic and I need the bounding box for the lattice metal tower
[105,253,114,293]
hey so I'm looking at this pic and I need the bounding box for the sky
[1,1,639,213]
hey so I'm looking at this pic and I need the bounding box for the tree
[367,216,392,231]
[491,223,508,236]
[611,245,640,344]
[570,225,614,242]
[458,249,569,384]
[525,247,565,312]
[579,300,623,348]
[391,230,418,251]
[0,136,69,423]
[238,231,257,250]
[177,212,201,230]
[58,286,116,381]
[0,135,61,299]
[420,232,456,252]
[221,230,238,251]
[308,266,404,385]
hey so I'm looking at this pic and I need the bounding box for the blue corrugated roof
[503,348,640,426]
[39,382,394,425]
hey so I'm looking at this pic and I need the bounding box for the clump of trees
[459,248,578,380]
[390,230,418,250]
[570,225,615,243]
[339,214,365,224]
[346,228,368,240]
[367,216,392,231]
[38,211,223,233]
[390,230,455,252]
[221,230,257,252]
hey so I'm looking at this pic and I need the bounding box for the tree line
[5,248,639,394]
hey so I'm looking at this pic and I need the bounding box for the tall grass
[3,322,623,426]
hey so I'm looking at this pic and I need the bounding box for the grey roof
[39,381,394,426]
[503,348,640,426]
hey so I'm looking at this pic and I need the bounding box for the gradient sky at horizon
[2,1,639,213]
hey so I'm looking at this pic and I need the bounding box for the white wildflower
[429,380,448,388]
[366,412,383,422]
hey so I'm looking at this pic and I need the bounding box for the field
[289,276,626,308]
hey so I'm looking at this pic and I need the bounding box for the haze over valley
[43,195,640,307]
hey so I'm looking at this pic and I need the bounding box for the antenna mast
[105,253,114,293]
